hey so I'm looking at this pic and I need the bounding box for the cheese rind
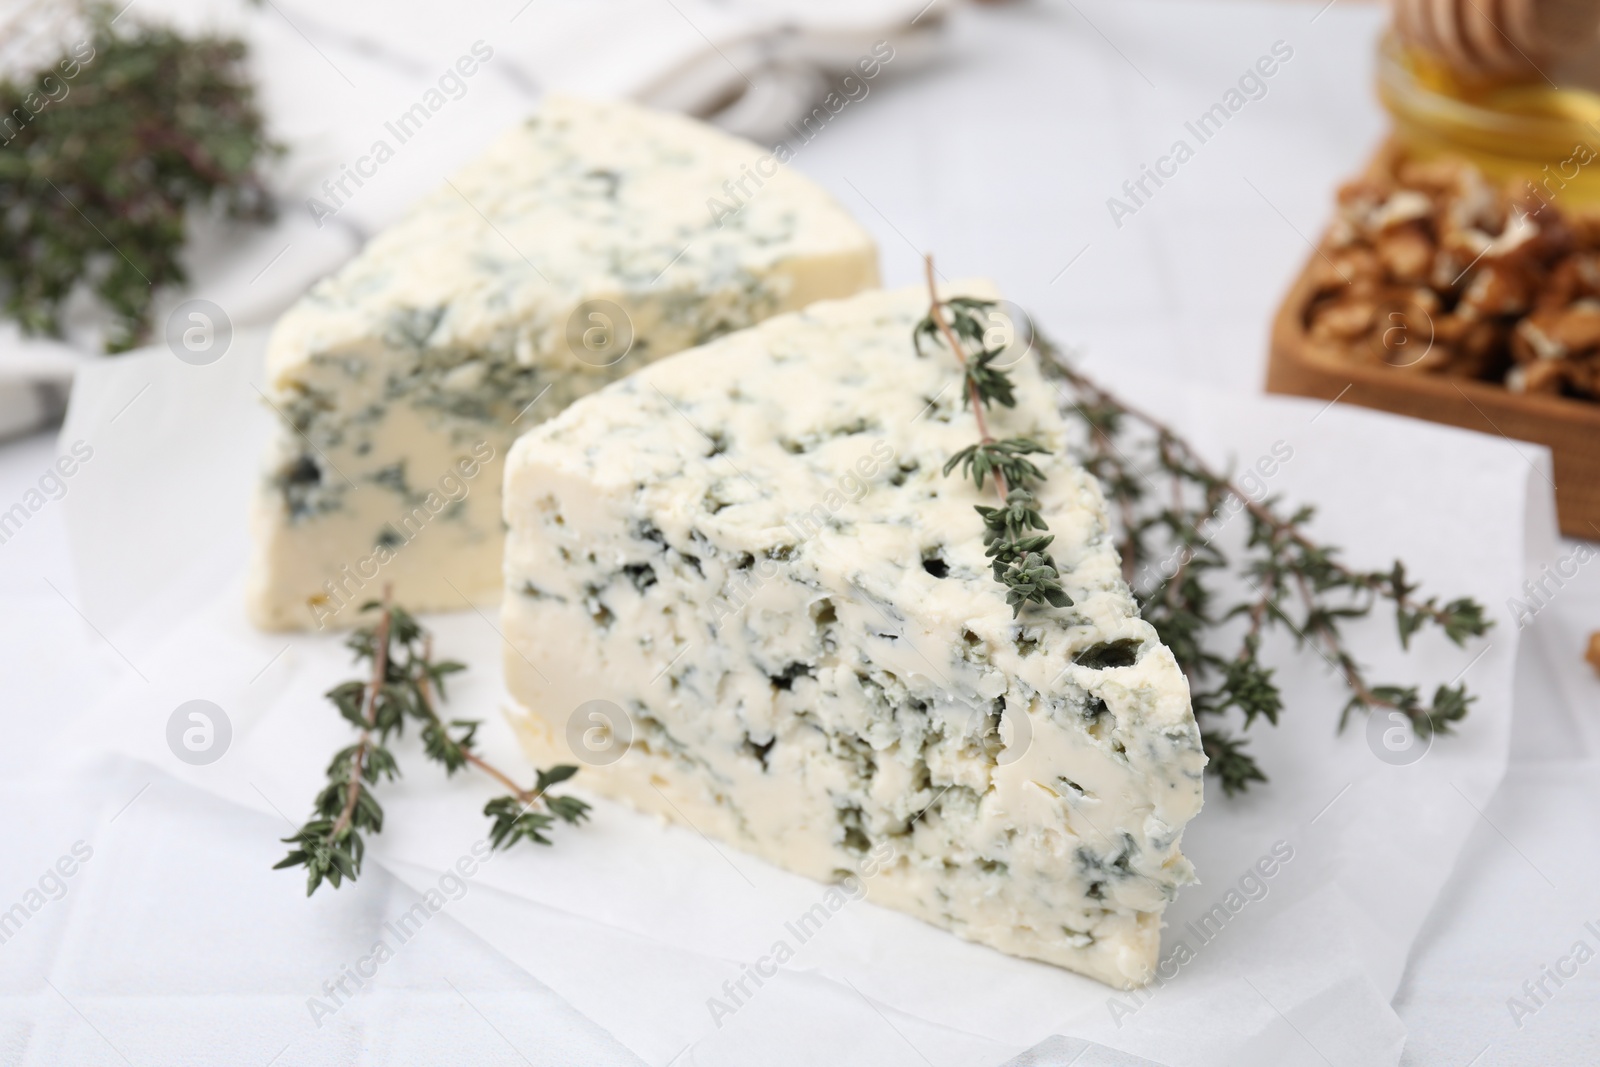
[247,95,878,630]
[501,283,1205,987]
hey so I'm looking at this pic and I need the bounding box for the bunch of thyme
[1038,341,1491,794]
[276,589,588,895]
[0,3,279,351]
[920,259,1491,795]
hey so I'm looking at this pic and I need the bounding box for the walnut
[1459,262,1532,316]
[1312,246,1382,295]
[1451,167,1504,234]
[1567,354,1600,398]
[1539,255,1583,310]
[1507,359,1571,393]
[1371,190,1436,234]
[1564,213,1600,247]
[1576,254,1600,292]
[1448,318,1508,379]
[1307,297,1375,342]
[1513,315,1563,363]
[1429,246,1473,293]
[1540,253,1600,310]
[1396,158,1466,194]
[1337,177,1391,207]
[1376,223,1435,284]
[1427,313,1504,377]
[1401,158,1502,235]
[1324,217,1360,249]
[1520,304,1600,357]
[1511,210,1573,266]
[1364,289,1442,368]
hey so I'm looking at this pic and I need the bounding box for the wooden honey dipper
[1393,0,1600,79]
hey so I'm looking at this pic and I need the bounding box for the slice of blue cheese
[247,95,878,630]
[501,282,1206,988]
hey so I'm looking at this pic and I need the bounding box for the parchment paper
[53,330,1553,1066]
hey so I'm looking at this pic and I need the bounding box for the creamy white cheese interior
[501,282,1206,987]
[247,94,878,630]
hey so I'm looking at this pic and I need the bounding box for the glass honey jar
[1377,30,1600,209]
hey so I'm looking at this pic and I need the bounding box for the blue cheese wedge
[501,282,1206,988]
[247,94,878,630]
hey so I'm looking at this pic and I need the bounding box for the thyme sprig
[921,257,1072,616]
[1036,340,1492,794]
[275,589,588,896]
[916,261,1491,792]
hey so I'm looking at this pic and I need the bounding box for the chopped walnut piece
[1512,318,1556,363]
[1540,256,1583,310]
[1312,245,1381,294]
[1483,208,1541,260]
[1567,354,1600,398]
[1522,304,1600,357]
[1372,190,1435,233]
[1460,263,1532,316]
[1430,314,1504,377]
[1540,253,1600,311]
[1358,290,1435,366]
[1307,297,1375,342]
[1507,359,1571,394]
[1564,213,1600,247]
[1337,177,1390,207]
[1377,224,1436,284]
[1576,254,1600,291]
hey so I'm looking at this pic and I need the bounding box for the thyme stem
[1034,325,1490,793]
[1054,358,1462,630]
[923,255,1007,494]
[922,259,1072,617]
[276,597,589,894]
[415,635,538,807]
[330,585,392,841]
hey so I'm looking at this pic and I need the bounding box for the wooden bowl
[1266,257,1600,538]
